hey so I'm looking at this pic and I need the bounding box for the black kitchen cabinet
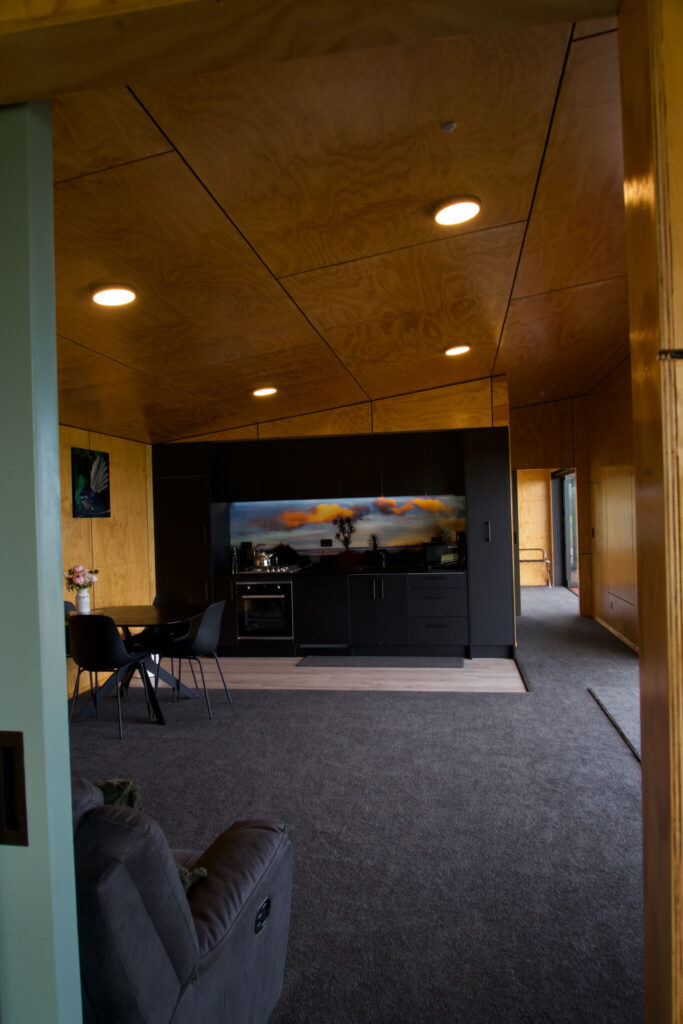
[338,435,382,496]
[424,431,466,495]
[213,574,237,646]
[349,572,469,650]
[296,438,341,499]
[294,575,349,648]
[152,426,516,658]
[349,574,408,647]
[153,475,213,604]
[153,442,215,479]
[406,572,469,646]
[463,428,514,655]
[348,575,381,646]
[380,434,426,495]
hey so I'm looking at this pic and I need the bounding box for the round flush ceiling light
[434,197,481,226]
[253,387,277,397]
[91,285,136,306]
[445,345,471,357]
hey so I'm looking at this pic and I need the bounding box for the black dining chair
[153,600,231,720]
[64,600,76,656]
[68,614,158,739]
[124,592,194,680]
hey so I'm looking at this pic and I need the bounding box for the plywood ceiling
[51,17,627,443]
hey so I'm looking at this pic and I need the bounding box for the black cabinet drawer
[407,617,469,645]
[408,588,468,617]
[407,572,467,589]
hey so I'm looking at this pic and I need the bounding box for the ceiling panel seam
[278,219,529,281]
[510,273,628,304]
[490,22,575,378]
[53,149,173,186]
[125,84,373,402]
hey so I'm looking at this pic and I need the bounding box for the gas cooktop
[238,565,301,575]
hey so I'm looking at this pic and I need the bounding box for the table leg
[70,655,198,722]
[153,659,199,700]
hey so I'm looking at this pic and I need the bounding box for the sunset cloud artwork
[229,494,465,554]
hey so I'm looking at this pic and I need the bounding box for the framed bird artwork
[71,448,111,518]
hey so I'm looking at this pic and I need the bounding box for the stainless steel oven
[236,580,294,640]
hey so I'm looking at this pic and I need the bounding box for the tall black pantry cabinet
[463,428,515,656]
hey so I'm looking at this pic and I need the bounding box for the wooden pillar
[619,1,683,1019]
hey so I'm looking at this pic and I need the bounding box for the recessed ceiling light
[253,387,277,397]
[434,198,481,226]
[445,345,471,357]
[91,285,136,306]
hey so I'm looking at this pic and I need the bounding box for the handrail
[519,548,552,587]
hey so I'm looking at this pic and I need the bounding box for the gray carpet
[69,586,643,1023]
[589,687,641,760]
[299,655,464,667]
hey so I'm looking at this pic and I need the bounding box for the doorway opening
[551,470,579,594]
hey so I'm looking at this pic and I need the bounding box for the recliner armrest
[186,820,291,957]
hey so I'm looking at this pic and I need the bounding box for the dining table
[69,603,207,724]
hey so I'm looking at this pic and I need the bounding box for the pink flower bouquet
[64,564,99,590]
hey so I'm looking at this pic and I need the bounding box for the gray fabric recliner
[71,779,293,1024]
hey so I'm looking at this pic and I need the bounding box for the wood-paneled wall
[60,425,155,690]
[60,425,155,606]
[584,363,637,648]
[509,361,636,648]
[517,469,554,586]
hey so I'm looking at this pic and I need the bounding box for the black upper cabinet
[296,437,341,498]
[153,475,213,604]
[464,428,514,648]
[214,444,259,502]
[253,440,300,500]
[217,439,299,501]
[380,434,426,494]
[153,443,214,479]
[337,434,382,496]
[424,431,465,495]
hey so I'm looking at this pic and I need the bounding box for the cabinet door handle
[426,623,447,629]
[425,595,446,600]
[484,521,492,542]
[378,578,384,599]
[371,579,376,600]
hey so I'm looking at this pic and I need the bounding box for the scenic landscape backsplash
[229,494,466,562]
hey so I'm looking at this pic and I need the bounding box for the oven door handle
[238,594,286,599]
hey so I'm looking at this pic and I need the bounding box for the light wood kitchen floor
[196,657,526,693]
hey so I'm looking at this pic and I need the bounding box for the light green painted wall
[0,103,82,1022]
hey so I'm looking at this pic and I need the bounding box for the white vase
[76,589,90,614]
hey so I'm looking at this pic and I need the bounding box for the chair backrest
[154,591,191,607]
[188,600,225,656]
[64,601,76,656]
[72,786,199,1020]
[68,614,134,672]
